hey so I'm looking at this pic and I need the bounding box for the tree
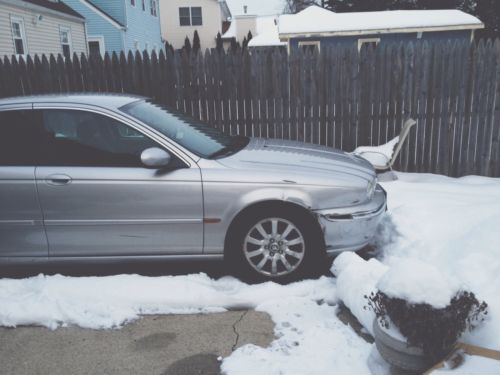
[193,30,201,53]
[183,36,191,54]
[215,32,224,53]
[284,0,325,13]
[242,36,249,50]
[247,31,253,42]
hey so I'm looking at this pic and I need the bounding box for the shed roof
[22,0,84,19]
[279,6,484,38]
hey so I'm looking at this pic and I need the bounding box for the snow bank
[331,252,387,335]
[0,273,335,330]
[380,173,500,350]
[377,259,459,308]
[279,6,482,36]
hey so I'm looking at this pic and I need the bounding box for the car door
[0,107,48,259]
[33,107,203,258]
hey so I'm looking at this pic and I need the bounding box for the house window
[179,7,190,26]
[88,36,105,57]
[357,38,380,51]
[150,0,157,16]
[142,0,145,11]
[131,0,135,6]
[60,27,72,58]
[298,40,320,52]
[417,31,423,39]
[179,7,202,26]
[11,17,27,56]
[191,7,202,26]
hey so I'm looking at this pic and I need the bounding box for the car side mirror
[141,147,171,168]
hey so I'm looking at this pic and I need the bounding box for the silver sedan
[0,94,386,281]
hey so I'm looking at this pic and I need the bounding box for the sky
[225,0,286,16]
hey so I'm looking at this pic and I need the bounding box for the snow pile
[377,259,459,309]
[380,173,500,350]
[352,136,399,169]
[279,6,482,36]
[222,298,373,375]
[331,252,387,335]
[0,273,335,330]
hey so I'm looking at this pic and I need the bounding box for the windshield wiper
[208,136,249,159]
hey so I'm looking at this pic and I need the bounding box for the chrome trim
[0,220,41,225]
[31,103,198,167]
[44,219,203,226]
[316,185,387,222]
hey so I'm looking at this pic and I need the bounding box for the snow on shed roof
[279,6,484,37]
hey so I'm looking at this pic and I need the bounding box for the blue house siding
[91,0,126,25]
[62,0,124,53]
[123,0,163,53]
[289,29,473,51]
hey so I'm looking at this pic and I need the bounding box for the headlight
[367,178,377,198]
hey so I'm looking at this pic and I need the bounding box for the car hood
[216,138,375,186]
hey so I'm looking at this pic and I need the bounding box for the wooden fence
[1,40,499,177]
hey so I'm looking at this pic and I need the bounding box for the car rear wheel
[227,206,325,282]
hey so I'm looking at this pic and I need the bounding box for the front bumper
[315,185,387,255]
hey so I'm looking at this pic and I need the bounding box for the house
[0,0,87,58]
[61,0,163,56]
[222,0,286,48]
[158,0,231,50]
[279,6,484,52]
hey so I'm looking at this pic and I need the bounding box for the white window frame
[88,35,105,57]
[150,0,157,17]
[59,26,73,58]
[10,16,28,57]
[357,38,380,51]
[298,40,320,52]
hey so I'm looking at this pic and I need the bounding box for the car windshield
[120,100,249,159]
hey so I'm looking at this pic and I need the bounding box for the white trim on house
[10,15,28,57]
[59,25,73,57]
[78,0,126,30]
[357,37,380,51]
[298,40,320,51]
[87,35,105,56]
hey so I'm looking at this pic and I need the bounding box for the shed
[279,6,484,52]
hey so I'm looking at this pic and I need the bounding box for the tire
[373,319,434,372]
[226,204,326,282]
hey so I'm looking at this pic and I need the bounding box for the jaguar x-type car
[0,94,386,281]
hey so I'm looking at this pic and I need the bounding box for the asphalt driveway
[0,311,274,375]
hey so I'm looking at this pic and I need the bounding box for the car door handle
[46,174,72,185]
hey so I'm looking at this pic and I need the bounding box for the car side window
[0,109,38,166]
[38,109,165,167]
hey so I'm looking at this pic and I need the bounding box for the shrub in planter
[365,259,488,370]
[367,290,488,361]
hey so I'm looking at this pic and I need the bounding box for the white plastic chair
[352,118,417,172]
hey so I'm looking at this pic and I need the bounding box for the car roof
[0,93,145,109]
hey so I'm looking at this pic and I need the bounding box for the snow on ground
[1,172,499,374]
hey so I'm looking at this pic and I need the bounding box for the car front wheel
[227,206,325,282]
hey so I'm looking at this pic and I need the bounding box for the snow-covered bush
[366,260,488,360]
